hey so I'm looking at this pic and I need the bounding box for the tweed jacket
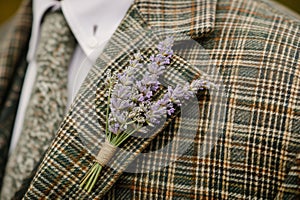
[0,0,299,199]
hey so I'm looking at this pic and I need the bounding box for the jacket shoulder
[258,0,300,24]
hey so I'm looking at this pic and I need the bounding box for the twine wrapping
[96,139,117,166]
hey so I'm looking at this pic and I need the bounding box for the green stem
[88,164,102,193]
[113,125,142,146]
[80,163,103,193]
[125,120,136,126]
[84,166,97,191]
[80,163,97,188]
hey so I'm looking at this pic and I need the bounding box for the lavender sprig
[108,36,218,140]
[108,37,174,136]
[80,36,217,193]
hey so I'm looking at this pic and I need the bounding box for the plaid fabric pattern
[10,0,300,199]
[136,0,217,37]
[0,0,32,190]
[1,11,76,200]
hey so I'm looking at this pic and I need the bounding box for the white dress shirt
[9,0,133,153]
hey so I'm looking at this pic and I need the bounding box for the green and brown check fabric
[3,0,300,199]
[0,0,32,190]
[1,11,76,199]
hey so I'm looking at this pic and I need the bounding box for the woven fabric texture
[0,0,299,199]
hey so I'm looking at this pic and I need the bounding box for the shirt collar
[61,0,134,60]
[27,0,216,62]
[27,0,134,62]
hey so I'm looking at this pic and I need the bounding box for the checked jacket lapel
[23,0,217,199]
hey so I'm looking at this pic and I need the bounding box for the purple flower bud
[109,122,120,134]
[167,107,175,115]
[146,91,153,99]
[151,82,160,91]
[138,95,145,102]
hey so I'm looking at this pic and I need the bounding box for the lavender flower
[81,36,218,193]
[150,37,174,66]
[107,36,216,134]
[145,101,166,126]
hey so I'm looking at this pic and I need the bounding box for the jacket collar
[135,0,217,38]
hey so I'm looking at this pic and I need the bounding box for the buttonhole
[93,25,98,36]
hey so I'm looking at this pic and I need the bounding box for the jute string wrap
[96,139,117,166]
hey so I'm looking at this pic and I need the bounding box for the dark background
[0,0,299,25]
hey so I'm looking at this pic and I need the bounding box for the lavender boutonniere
[80,37,216,192]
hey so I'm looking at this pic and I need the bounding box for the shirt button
[88,38,98,48]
